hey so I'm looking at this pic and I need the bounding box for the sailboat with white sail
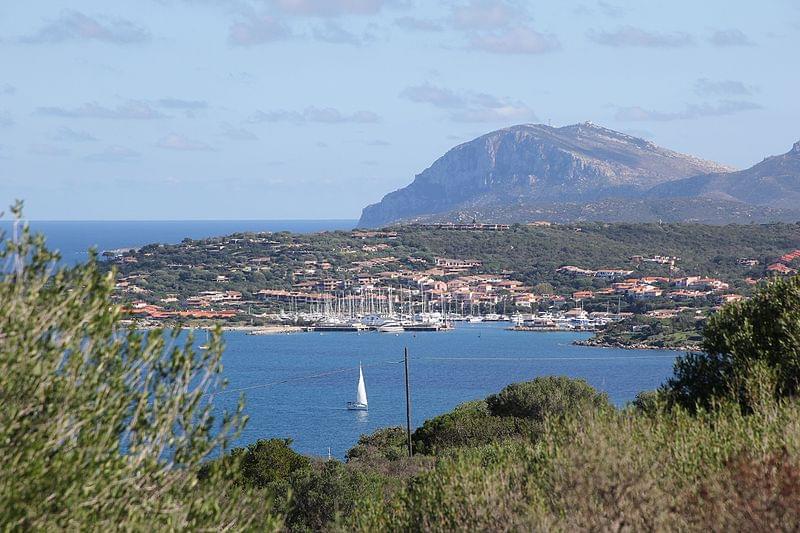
[199,329,210,350]
[347,363,368,411]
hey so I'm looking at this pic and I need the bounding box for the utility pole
[404,347,413,458]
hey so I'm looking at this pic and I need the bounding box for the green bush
[202,438,311,490]
[236,438,310,489]
[486,376,611,420]
[347,427,408,462]
[412,400,535,455]
[287,460,387,532]
[632,389,668,415]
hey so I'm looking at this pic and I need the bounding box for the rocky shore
[573,338,699,352]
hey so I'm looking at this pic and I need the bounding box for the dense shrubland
[4,205,800,530]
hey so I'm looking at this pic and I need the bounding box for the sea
[211,324,678,459]
[2,219,682,458]
[0,219,359,265]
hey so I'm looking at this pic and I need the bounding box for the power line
[209,359,403,396]
[417,355,679,361]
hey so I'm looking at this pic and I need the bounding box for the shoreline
[125,321,306,334]
[573,338,699,352]
[220,324,304,334]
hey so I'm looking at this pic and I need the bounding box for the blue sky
[1,0,798,220]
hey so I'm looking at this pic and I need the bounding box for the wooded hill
[113,222,800,304]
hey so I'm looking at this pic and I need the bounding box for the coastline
[125,321,305,335]
[222,324,305,335]
[573,338,698,352]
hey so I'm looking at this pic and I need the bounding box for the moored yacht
[377,320,404,333]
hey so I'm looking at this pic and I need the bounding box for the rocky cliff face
[358,123,732,227]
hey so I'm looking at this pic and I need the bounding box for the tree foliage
[666,274,800,411]
[202,438,311,489]
[0,204,276,530]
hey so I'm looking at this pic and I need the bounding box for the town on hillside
[104,222,800,348]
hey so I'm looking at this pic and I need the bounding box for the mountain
[358,122,734,227]
[648,140,800,209]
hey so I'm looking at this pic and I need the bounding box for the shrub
[412,400,535,455]
[287,460,387,532]
[202,438,311,489]
[348,442,545,532]
[687,448,800,530]
[486,376,611,420]
[346,427,407,463]
[632,389,668,415]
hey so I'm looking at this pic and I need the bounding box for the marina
[266,290,623,333]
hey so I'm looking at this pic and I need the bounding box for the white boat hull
[347,402,368,411]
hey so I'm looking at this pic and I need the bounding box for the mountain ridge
[358,123,800,227]
[648,138,800,209]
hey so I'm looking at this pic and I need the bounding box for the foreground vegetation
[0,205,278,530]
[4,206,800,530]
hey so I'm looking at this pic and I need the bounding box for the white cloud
[20,10,150,44]
[268,0,396,17]
[85,145,141,162]
[400,83,465,108]
[228,14,292,45]
[401,83,537,123]
[573,1,625,18]
[694,78,756,97]
[50,126,97,142]
[450,0,524,30]
[157,98,208,110]
[468,25,560,54]
[709,29,755,47]
[394,17,442,32]
[220,122,259,140]
[615,100,762,121]
[312,21,365,45]
[596,1,625,18]
[451,93,537,123]
[157,134,214,151]
[588,26,694,47]
[248,107,381,124]
[37,100,165,120]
